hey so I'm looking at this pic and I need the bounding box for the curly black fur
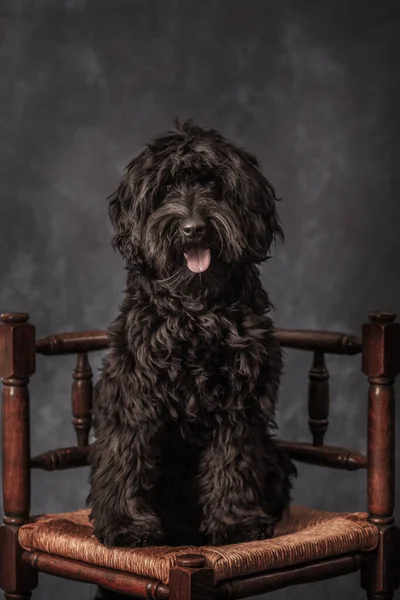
[87,120,296,552]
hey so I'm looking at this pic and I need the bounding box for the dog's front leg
[87,372,164,548]
[198,423,276,545]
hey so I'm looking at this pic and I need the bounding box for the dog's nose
[182,218,206,237]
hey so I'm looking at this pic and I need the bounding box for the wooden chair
[0,310,399,600]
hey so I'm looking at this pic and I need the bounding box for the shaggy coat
[88,120,296,548]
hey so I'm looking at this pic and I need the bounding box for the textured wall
[1,1,399,598]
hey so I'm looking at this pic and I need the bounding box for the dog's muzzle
[182,218,211,274]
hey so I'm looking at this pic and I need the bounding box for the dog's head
[109,120,283,295]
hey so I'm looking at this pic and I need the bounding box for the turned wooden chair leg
[169,555,214,600]
[0,314,38,599]
[361,312,400,600]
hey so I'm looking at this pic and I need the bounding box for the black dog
[87,120,296,550]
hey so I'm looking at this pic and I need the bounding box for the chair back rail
[34,327,362,356]
[29,440,367,472]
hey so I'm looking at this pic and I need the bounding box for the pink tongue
[184,248,211,273]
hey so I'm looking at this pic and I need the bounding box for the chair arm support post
[0,313,35,524]
[361,311,400,597]
[0,313,38,596]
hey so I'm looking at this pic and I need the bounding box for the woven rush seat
[18,506,378,584]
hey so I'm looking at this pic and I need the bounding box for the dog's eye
[165,183,173,193]
[207,178,217,188]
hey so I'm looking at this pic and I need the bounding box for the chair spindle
[308,351,330,446]
[71,352,93,447]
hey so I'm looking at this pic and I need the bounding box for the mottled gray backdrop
[1,0,399,598]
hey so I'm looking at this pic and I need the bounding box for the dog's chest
[152,309,272,396]
[161,311,234,364]
[128,302,275,420]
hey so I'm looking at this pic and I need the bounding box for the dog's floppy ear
[108,174,145,273]
[235,149,284,263]
[253,175,284,254]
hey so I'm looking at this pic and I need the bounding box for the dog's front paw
[203,517,275,546]
[96,522,165,548]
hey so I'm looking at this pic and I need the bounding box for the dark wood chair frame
[0,310,399,600]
